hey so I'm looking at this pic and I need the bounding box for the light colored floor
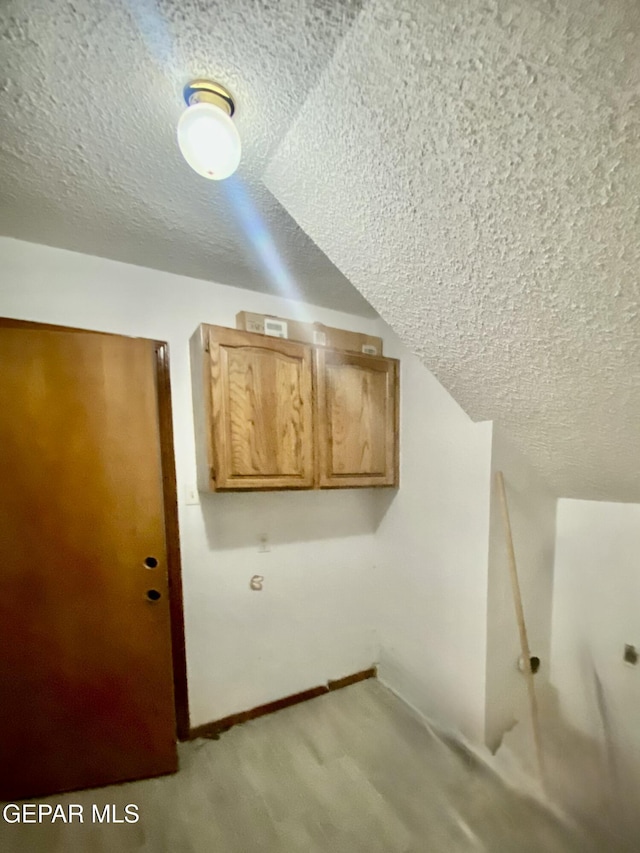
[0,680,622,852]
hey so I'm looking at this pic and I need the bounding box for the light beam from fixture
[177,79,241,180]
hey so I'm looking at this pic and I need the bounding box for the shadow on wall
[496,667,640,850]
[199,487,397,551]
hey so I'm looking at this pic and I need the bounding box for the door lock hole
[146,589,162,602]
[144,556,158,569]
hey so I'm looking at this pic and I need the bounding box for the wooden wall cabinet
[315,348,398,488]
[191,325,314,490]
[191,324,399,492]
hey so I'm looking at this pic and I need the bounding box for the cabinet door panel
[326,363,387,476]
[225,346,308,477]
[208,327,314,490]
[316,349,399,488]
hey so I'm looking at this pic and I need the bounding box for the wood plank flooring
[0,680,614,851]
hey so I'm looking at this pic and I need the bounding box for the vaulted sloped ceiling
[265,0,640,501]
[2,0,639,500]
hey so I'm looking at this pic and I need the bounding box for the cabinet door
[315,349,399,488]
[206,326,314,490]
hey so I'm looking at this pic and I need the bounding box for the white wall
[0,236,383,727]
[2,236,527,748]
[485,426,557,752]
[374,326,493,744]
[551,499,640,792]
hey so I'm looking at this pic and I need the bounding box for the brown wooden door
[202,326,314,490]
[0,326,178,800]
[315,349,399,488]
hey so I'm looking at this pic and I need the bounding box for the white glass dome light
[177,80,241,180]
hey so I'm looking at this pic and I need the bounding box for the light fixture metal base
[183,79,235,116]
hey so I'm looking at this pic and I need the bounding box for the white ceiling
[265,0,640,502]
[2,0,640,501]
[0,0,375,316]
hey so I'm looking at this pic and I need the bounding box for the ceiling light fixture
[177,79,241,180]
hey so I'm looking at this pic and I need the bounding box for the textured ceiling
[265,0,640,501]
[0,0,375,316]
[3,0,640,500]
